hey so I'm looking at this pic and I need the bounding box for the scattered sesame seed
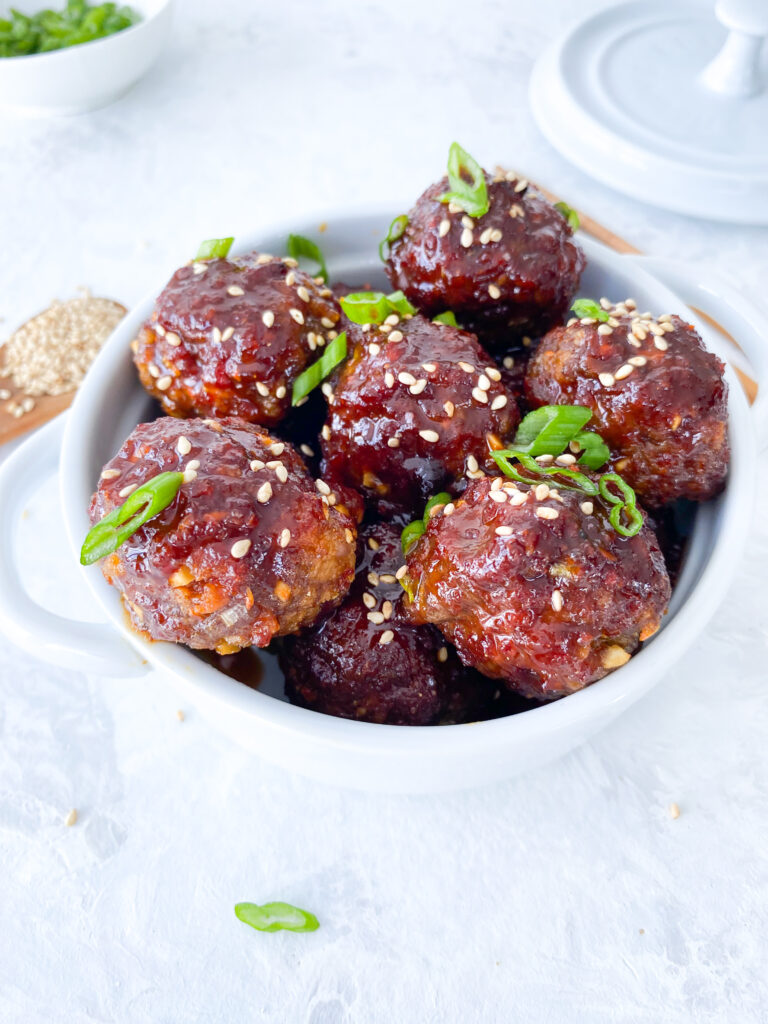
[398,371,416,386]
[257,481,272,503]
[395,565,407,580]
[581,501,594,515]
[368,343,381,356]
[458,361,474,373]
[503,356,514,369]
[551,589,563,612]
[285,271,297,286]
[495,526,513,536]
[443,400,455,417]
[231,539,251,559]
[443,502,455,515]
[345,528,354,543]
[321,382,333,398]
[480,227,493,245]
[387,437,400,448]
[601,645,631,669]
[382,600,393,620]
[598,372,615,387]
[490,394,508,411]
[262,310,275,327]
[669,802,680,820]
[118,483,137,498]
[192,262,207,275]
[100,468,121,480]
[316,479,331,495]
[485,366,501,381]
[460,228,473,248]
[448,201,462,214]
[384,371,395,388]
[278,528,291,548]
[165,331,181,347]
[472,387,488,404]
[176,709,185,721]
[419,429,440,443]
[514,178,528,192]
[490,229,502,242]
[509,203,524,218]
[614,364,633,380]
[275,465,288,483]
[379,629,394,646]
[250,459,265,471]
[297,285,310,303]
[256,382,270,397]
[388,330,404,343]
[221,326,235,342]
[534,483,550,500]
[489,490,507,503]
[183,468,197,483]
[628,356,647,366]
[477,374,491,391]
[212,327,222,344]
[488,284,501,299]
[437,646,448,663]
[256,253,273,264]
[275,385,287,399]
[368,572,380,586]
[384,313,400,327]
[185,459,200,471]
[438,218,450,237]
[64,809,78,827]
[536,507,559,520]
[368,537,380,551]
[597,324,613,336]
[362,592,376,609]
[654,337,668,351]
[227,285,244,297]
[321,425,331,440]
[289,308,304,325]
[467,454,479,473]
[156,375,172,391]
[321,316,335,329]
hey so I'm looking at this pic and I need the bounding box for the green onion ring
[195,237,235,261]
[286,234,328,283]
[554,201,580,231]
[339,291,416,325]
[599,472,643,537]
[378,214,409,261]
[492,450,599,495]
[400,520,426,555]
[438,142,490,218]
[571,431,610,470]
[291,331,347,406]
[235,902,319,934]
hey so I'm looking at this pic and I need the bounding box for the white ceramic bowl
[0,212,765,793]
[0,0,173,115]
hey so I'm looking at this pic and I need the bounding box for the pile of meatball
[88,159,730,725]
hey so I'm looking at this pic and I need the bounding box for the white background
[1,1,767,1021]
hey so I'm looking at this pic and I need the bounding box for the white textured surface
[1,1,767,1020]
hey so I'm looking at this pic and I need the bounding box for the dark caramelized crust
[89,417,356,653]
[320,314,519,516]
[525,300,729,507]
[385,170,584,339]
[279,523,500,724]
[133,253,341,426]
[402,476,671,700]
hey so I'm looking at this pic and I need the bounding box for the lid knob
[700,0,768,97]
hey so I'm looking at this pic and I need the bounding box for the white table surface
[1,1,766,1021]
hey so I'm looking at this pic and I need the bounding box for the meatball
[279,523,464,724]
[525,298,729,506]
[402,476,671,700]
[385,168,584,339]
[89,417,356,654]
[320,313,519,516]
[133,252,341,427]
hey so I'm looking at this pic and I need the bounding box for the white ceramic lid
[529,0,768,223]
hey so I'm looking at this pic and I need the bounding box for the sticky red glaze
[89,417,356,653]
[133,253,341,426]
[320,314,520,516]
[402,477,671,700]
[279,522,499,724]
[385,172,584,339]
[525,307,729,507]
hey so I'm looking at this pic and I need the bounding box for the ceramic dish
[0,213,765,792]
[0,0,173,115]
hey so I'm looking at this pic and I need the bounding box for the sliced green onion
[196,237,234,261]
[80,471,184,566]
[378,214,409,261]
[513,405,592,456]
[554,201,580,231]
[571,431,610,470]
[286,234,328,283]
[235,902,319,934]
[401,520,426,555]
[599,473,643,538]
[433,311,458,327]
[571,298,610,323]
[423,492,452,521]
[291,331,347,406]
[438,142,490,218]
[0,2,141,57]
[339,291,416,326]
[492,450,598,495]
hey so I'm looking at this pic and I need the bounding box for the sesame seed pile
[1,291,124,415]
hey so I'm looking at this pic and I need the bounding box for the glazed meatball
[133,252,341,426]
[89,417,356,654]
[279,523,472,725]
[525,298,729,506]
[385,168,584,340]
[402,476,671,701]
[320,313,519,516]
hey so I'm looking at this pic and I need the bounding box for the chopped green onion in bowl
[0,1,142,58]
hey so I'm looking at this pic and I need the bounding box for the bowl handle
[629,256,768,448]
[0,416,149,677]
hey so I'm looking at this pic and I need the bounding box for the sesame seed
[231,539,251,559]
[438,219,451,237]
[480,227,493,244]
[192,262,207,275]
[398,371,416,386]
[321,316,335,329]
[581,501,594,515]
[285,271,296,286]
[669,802,680,820]
[256,382,270,397]
[467,454,479,473]
[156,375,172,391]
[345,528,354,543]
[460,228,473,248]
[614,364,633,380]
[278,528,291,548]
[227,285,244,296]
[534,483,550,500]
[491,477,503,490]
[490,229,503,242]
[321,382,333,398]
[551,589,563,612]
[275,385,287,399]
[509,203,524,218]
[387,437,400,448]
[165,331,181,347]
[212,327,222,344]
[437,646,448,663]
[118,483,137,497]
[601,645,631,669]
[443,400,455,417]
[100,468,121,482]
[472,387,488,404]
[461,215,474,228]
[598,372,615,387]
[556,453,577,466]
[503,356,514,369]
[419,429,440,443]
[597,324,613,336]
[64,809,78,827]
[321,425,331,441]
[176,709,185,721]
[316,479,331,495]
[410,379,428,395]
[514,178,528,192]
[485,366,501,381]
[488,284,501,299]
[536,507,559,520]
[628,356,647,366]
[382,600,393,620]
[509,491,528,506]
[261,310,275,328]
[489,490,507,502]
[384,371,395,388]
[257,481,272,503]
[395,565,407,580]
[448,201,462,214]
[654,337,668,351]
[477,374,491,391]
[183,468,197,483]
[368,571,380,586]
[368,343,381,356]
[297,285,310,303]
[495,526,513,536]
[222,326,236,342]
[388,330,404,343]
[384,314,400,327]
[379,629,394,646]
[362,592,376,609]
[289,309,304,325]
[490,394,508,411]
[443,502,455,515]
[275,465,288,483]
[250,459,265,472]
[256,253,273,264]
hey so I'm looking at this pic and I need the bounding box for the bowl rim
[59,212,756,754]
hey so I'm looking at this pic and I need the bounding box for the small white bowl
[0,0,173,115]
[0,211,765,793]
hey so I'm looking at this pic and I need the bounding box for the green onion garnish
[378,214,409,261]
[196,237,234,261]
[291,331,347,406]
[438,142,490,218]
[571,298,610,323]
[514,405,592,455]
[80,471,184,566]
[0,2,141,57]
[235,902,319,934]
[569,431,610,471]
[554,201,580,231]
[401,491,452,554]
[339,291,416,325]
[599,473,643,538]
[492,449,599,495]
[286,234,328,283]
[433,311,458,327]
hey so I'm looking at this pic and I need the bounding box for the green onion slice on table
[438,142,490,218]
[80,471,184,565]
[378,215,409,261]
[235,902,319,934]
[195,237,235,261]
[286,234,328,283]
[291,332,347,405]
